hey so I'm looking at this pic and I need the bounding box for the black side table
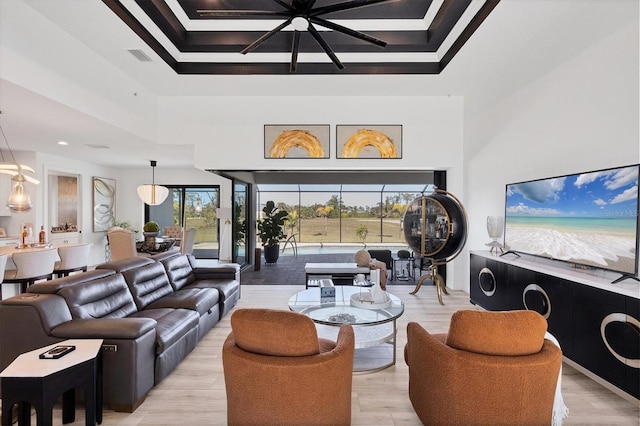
[1,339,103,426]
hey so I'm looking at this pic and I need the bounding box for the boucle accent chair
[405,310,562,426]
[222,308,355,426]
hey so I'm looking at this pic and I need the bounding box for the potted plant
[143,220,160,242]
[257,201,289,264]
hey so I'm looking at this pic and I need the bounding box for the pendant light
[0,112,40,213]
[137,160,169,205]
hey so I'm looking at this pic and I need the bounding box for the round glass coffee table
[288,286,404,373]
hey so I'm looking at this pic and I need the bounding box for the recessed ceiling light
[57,141,68,146]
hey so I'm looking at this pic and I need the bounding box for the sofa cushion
[161,255,197,290]
[445,310,547,356]
[57,274,138,320]
[184,279,237,301]
[131,308,199,354]
[145,288,219,316]
[231,309,319,357]
[120,262,174,310]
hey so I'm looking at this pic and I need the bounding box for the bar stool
[393,249,414,281]
[4,248,58,293]
[54,244,91,277]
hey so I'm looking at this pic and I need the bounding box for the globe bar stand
[409,261,448,305]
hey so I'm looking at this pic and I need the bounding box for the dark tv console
[470,250,639,402]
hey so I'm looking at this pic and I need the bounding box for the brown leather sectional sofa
[0,252,240,412]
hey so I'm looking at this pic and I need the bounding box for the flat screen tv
[504,164,639,282]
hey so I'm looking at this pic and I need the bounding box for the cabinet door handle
[600,313,640,369]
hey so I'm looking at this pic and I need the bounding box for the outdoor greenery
[356,224,369,244]
[257,192,417,245]
[257,200,289,246]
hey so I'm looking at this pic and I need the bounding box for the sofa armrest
[0,294,73,370]
[52,317,157,340]
[1,293,72,333]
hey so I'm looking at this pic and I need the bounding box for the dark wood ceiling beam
[439,0,501,72]
[425,0,471,50]
[103,0,500,75]
[178,0,431,20]
[102,0,177,68]
[175,61,442,75]
[183,31,431,53]
[135,0,188,50]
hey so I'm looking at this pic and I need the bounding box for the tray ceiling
[103,0,500,75]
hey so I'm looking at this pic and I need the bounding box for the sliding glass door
[146,185,220,259]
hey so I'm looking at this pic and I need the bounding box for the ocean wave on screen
[505,227,636,267]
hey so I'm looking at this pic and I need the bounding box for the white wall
[462,10,640,293]
[157,96,464,170]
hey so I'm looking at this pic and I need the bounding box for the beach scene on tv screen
[505,165,639,275]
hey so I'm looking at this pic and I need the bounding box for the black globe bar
[402,189,468,303]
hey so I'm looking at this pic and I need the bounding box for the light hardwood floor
[35,284,640,424]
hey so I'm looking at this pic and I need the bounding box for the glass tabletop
[288,286,404,326]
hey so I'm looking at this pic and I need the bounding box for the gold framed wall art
[336,125,402,159]
[264,125,330,159]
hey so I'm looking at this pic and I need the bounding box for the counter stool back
[55,244,91,277]
[4,248,57,293]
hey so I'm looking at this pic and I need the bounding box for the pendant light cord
[0,124,17,165]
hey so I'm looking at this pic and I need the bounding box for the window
[256,184,433,249]
[146,185,220,258]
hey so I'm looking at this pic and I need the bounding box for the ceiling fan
[197,0,396,72]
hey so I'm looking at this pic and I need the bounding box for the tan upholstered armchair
[163,225,183,241]
[222,308,355,426]
[405,310,562,426]
[107,228,137,261]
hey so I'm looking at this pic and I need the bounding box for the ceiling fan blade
[290,31,301,73]
[309,0,398,17]
[241,18,293,54]
[310,16,387,47]
[307,23,344,70]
